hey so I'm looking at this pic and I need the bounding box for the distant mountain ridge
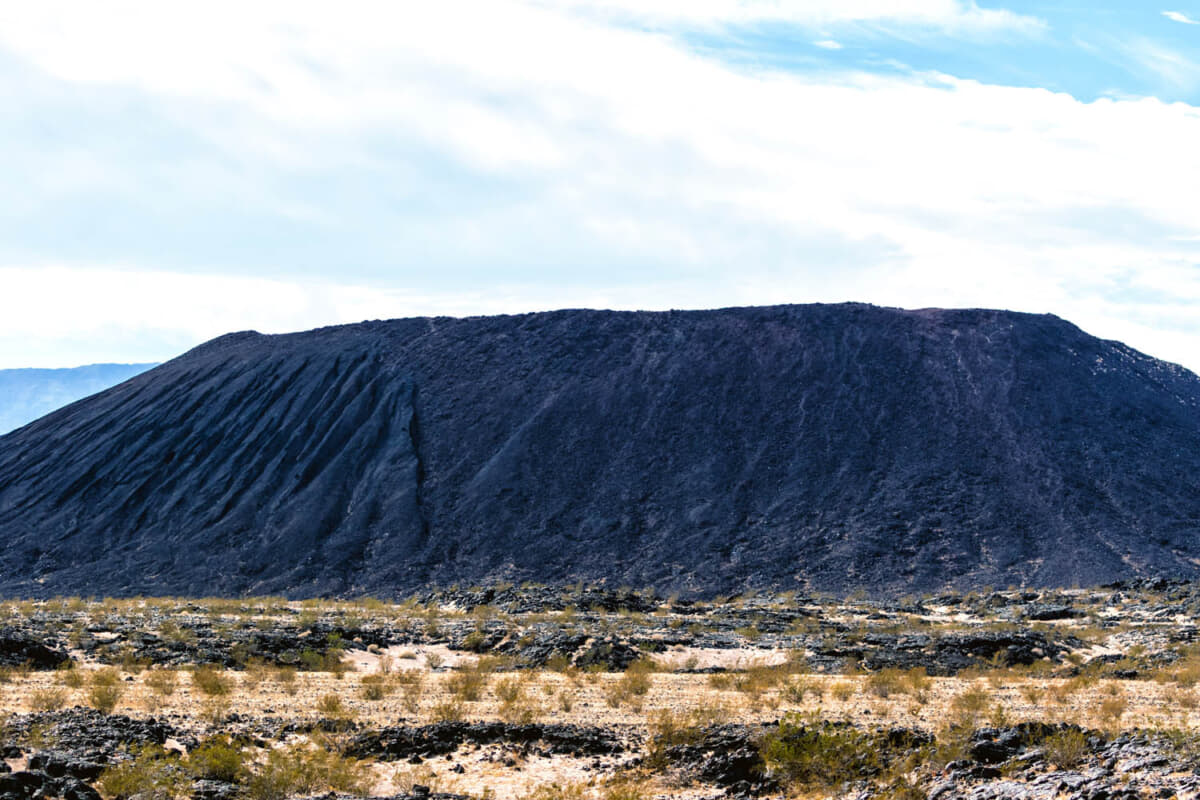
[0,363,157,436]
[0,304,1197,598]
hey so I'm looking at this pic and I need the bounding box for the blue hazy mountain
[0,363,157,435]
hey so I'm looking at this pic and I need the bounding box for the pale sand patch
[347,643,477,673]
[651,646,791,671]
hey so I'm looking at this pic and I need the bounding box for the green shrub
[760,718,883,792]
[57,663,85,689]
[243,745,370,800]
[1043,728,1090,769]
[144,668,178,696]
[97,745,190,800]
[360,674,391,701]
[88,667,125,712]
[89,683,124,714]
[316,693,345,717]
[187,735,249,783]
[30,687,70,712]
[447,667,487,701]
[192,666,231,696]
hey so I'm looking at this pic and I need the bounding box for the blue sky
[1,1,1198,371]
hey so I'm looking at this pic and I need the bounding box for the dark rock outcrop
[1,304,1198,598]
[347,723,626,761]
[0,629,70,669]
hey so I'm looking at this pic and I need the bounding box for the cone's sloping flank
[1,304,1198,598]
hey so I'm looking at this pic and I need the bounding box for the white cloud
[814,39,844,50]
[551,0,1044,34]
[1163,10,1200,24]
[0,1,1198,374]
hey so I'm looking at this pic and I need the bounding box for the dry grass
[3,590,1200,799]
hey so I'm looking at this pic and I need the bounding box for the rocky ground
[4,581,1200,799]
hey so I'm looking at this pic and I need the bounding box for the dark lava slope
[1,304,1198,598]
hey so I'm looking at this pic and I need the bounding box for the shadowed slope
[1,304,1198,597]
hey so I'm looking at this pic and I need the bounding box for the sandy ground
[3,640,1198,800]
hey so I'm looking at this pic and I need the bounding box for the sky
[1,1,1199,372]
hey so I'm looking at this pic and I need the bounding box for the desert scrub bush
[598,778,655,800]
[706,672,733,690]
[520,782,587,800]
[270,666,298,694]
[242,744,370,800]
[97,745,190,800]
[605,666,653,708]
[494,677,536,724]
[143,667,178,697]
[429,699,466,723]
[446,666,487,701]
[191,665,231,696]
[316,693,347,718]
[760,718,886,792]
[949,684,991,725]
[1161,656,1200,688]
[394,669,424,713]
[1097,694,1128,728]
[733,663,787,696]
[299,647,348,676]
[29,686,71,712]
[865,668,909,698]
[645,707,724,769]
[392,764,444,796]
[90,667,125,713]
[830,681,855,702]
[1042,728,1091,769]
[200,697,232,726]
[461,627,491,653]
[56,662,85,689]
[187,735,250,783]
[1166,684,1199,710]
[359,673,392,701]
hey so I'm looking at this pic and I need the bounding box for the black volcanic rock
[0,304,1198,598]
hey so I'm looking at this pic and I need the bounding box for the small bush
[192,666,231,697]
[316,693,345,717]
[360,674,391,701]
[760,719,883,792]
[145,668,179,696]
[1043,728,1090,769]
[97,745,190,800]
[394,669,423,713]
[89,667,125,712]
[606,665,653,708]
[447,667,487,701]
[242,745,370,800]
[271,666,298,694]
[430,699,466,723]
[57,663,85,689]
[30,687,71,712]
[90,683,124,714]
[187,735,249,782]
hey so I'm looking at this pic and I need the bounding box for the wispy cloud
[1163,10,1200,24]
[814,39,844,50]
[554,0,1045,35]
[1114,37,1200,92]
